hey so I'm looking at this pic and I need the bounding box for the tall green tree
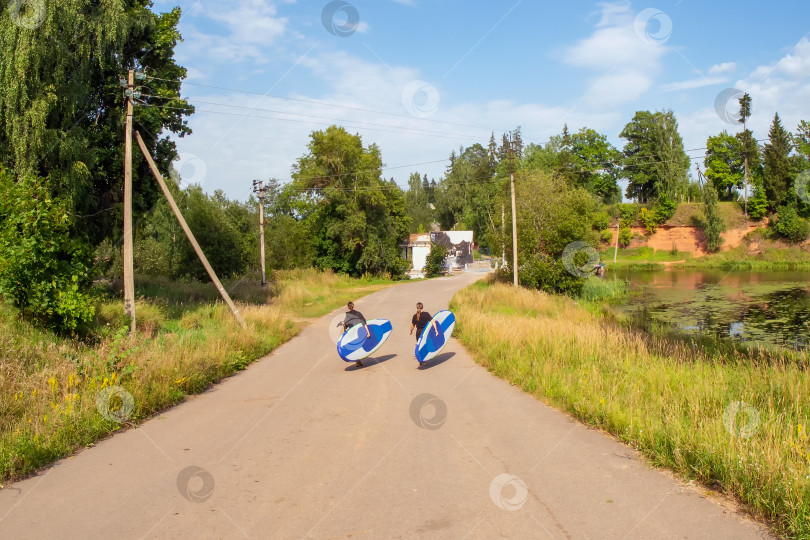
[763,113,794,209]
[501,170,598,259]
[0,1,193,243]
[794,120,810,160]
[736,93,758,216]
[563,127,622,203]
[434,142,497,245]
[702,178,725,252]
[290,126,410,277]
[0,0,192,331]
[522,137,564,174]
[704,131,744,200]
[620,110,690,202]
[404,171,434,232]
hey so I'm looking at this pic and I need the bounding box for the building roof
[401,231,473,247]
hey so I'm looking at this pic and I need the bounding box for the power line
[137,101,489,142]
[140,96,491,140]
[145,75,504,133]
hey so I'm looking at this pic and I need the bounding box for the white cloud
[180,0,290,63]
[661,76,728,92]
[560,1,669,107]
[171,48,613,197]
[709,62,736,74]
[676,37,810,165]
[734,37,810,135]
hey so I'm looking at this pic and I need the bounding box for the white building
[401,230,474,278]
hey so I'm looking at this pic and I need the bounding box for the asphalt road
[0,272,773,539]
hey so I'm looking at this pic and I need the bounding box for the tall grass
[579,277,629,303]
[0,269,392,484]
[451,281,810,539]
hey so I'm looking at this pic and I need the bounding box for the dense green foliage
[424,243,448,278]
[499,253,585,295]
[0,172,94,331]
[404,173,436,233]
[0,0,193,332]
[704,131,744,200]
[0,0,193,241]
[772,204,810,244]
[434,142,499,246]
[97,186,260,281]
[702,179,726,252]
[763,114,794,209]
[288,126,410,277]
[620,110,690,203]
[558,126,622,203]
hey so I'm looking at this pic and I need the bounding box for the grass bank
[451,280,810,539]
[0,269,392,484]
[606,245,810,272]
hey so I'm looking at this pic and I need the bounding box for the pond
[612,269,810,350]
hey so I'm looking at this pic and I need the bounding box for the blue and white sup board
[337,319,393,362]
[415,310,455,364]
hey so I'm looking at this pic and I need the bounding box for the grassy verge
[606,244,810,272]
[451,280,810,539]
[0,269,393,484]
[664,201,749,229]
[603,246,693,265]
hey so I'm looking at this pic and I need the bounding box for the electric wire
[144,75,505,133]
[137,101,490,142]
[138,96,491,140]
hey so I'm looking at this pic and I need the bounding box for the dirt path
[0,273,772,539]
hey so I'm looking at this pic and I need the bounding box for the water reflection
[616,270,810,350]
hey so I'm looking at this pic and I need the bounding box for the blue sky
[151,0,810,200]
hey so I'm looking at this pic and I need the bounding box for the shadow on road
[344,353,397,371]
[418,351,455,369]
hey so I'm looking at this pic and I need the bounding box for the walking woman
[409,302,439,342]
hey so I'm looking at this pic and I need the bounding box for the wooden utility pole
[123,69,136,333]
[253,180,267,290]
[508,135,518,286]
[501,203,505,268]
[135,131,246,328]
[614,221,620,263]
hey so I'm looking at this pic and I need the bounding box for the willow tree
[0,0,193,244]
[0,0,193,331]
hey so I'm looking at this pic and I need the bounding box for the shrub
[653,193,677,222]
[515,253,585,296]
[424,243,448,277]
[747,187,769,220]
[638,207,659,234]
[703,179,726,252]
[618,227,632,247]
[0,173,95,332]
[592,212,611,231]
[772,204,810,244]
[600,229,614,244]
[618,203,639,227]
